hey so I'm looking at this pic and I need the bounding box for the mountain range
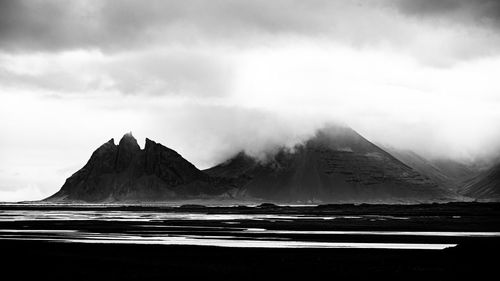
[460,163,500,200]
[46,125,498,203]
[206,126,453,203]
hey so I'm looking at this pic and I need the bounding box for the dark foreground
[1,240,499,280]
[1,202,500,280]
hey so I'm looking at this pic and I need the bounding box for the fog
[1,0,499,201]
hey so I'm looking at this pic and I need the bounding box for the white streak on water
[2,228,498,238]
[0,211,409,222]
[0,229,77,233]
[243,230,500,237]
[0,236,457,250]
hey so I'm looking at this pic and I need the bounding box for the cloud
[0,0,339,52]
[392,0,500,27]
[105,49,234,96]
[1,81,500,201]
[1,0,499,65]
[0,185,44,202]
[0,48,234,96]
[0,93,327,200]
[1,0,500,201]
[144,103,326,166]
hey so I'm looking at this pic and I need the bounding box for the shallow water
[2,205,500,250]
[0,210,393,222]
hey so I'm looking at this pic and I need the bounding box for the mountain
[385,148,460,191]
[47,127,460,204]
[430,159,477,182]
[206,125,455,204]
[46,133,223,202]
[460,162,500,200]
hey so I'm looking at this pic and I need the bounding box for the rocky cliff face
[206,125,456,203]
[46,133,217,202]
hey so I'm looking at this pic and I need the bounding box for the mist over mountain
[2,2,500,278]
[431,159,480,182]
[385,147,480,192]
[385,147,500,201]
[384,148,456,190]
[46,125,469,203]
[206,125,457,204]
[47,124,499,203]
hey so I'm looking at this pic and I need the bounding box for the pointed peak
[96,138,116,151]
[144,137,158,150]
[122,131,135,140]
[118,132,140,150]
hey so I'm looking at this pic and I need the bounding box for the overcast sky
[1,0,500,201]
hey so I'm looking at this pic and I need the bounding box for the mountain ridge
[47,126,464,203]
[206,125,457,203]
[46,133,220,202]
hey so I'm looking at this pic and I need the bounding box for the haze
[1,0,500,201]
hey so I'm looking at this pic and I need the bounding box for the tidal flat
[1,202,499,280]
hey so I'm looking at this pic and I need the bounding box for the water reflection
[0,209,495,250]
[0,210,384,222]
[0,232,457,249]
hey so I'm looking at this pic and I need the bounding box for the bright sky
[1,0,500,201]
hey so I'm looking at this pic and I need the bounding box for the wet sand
[1,239,499,280]
[1,202,499,280]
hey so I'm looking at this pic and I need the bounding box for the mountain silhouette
[46,133,220,202]
[47,126,459,203]
[206,125,455,203]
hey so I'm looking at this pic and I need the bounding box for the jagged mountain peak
[46,133,216,202]
[145,137,155,146]
[122,131,135,139]
[47,128,459,203]
[118,132,140,150]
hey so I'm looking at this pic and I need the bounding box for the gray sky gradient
[1,0,500,201]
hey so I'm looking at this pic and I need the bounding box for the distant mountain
[206,125,455,204]
[430,159,477,182]
[385,148,462,191]
[46,133,223,202]
[460,163,500,200]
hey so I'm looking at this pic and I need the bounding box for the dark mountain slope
[461,163,500,200]
[206,125,456,203]
[385,148,458,190]
[431,159,477,182]
[46,133,219,202]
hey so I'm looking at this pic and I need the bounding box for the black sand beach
[1,203,499,280]
[1,240,499,280]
